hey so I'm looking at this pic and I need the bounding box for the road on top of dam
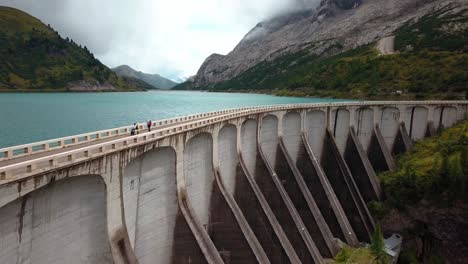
[0,113,226,168]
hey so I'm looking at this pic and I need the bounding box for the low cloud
[1,0,318,80]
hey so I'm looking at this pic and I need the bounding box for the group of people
[130,120,153,135]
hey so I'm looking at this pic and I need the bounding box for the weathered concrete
[218,125,238,197]
[355,107,374,151]
[405,106,429,140]
[379,107,400,151]
[122,148,207,263]
[257,145,318,263]
[238,119,294,263]
[279,139,339,258]
[344,128,381,202]
[210,124,263,263]
[331,108,351,155]
[238,155,295,263]
[300,134,359,246]
[305,110,327,161]
[392,123,413,156]
[260,115,279,168]
[322,130,375,242]
[184,133,215,229]
[281,111,340,257]
[372,125,397,171]
[434,106,458,130]
[258,115,317,263]
[241,119,258,175]
[0,101,465,263]
[282,112,303,162]
[0,176,111,264]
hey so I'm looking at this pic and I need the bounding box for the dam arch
[240,119,258,175]
[434,106,458,130]
[331,108,350,154]
[184,133,214,226]
[305,110,327,160]
[405,106,429,140]
[0,175,111,264]
[379,107,400,150]
[122,147,202,264]
[282,112,302,163]
[260,115,279,168]
[355,107,374,151]
[218,124,238,196]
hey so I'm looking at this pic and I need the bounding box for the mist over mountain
[176,0,467,99]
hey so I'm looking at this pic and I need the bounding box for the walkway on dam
[0,113,223,168]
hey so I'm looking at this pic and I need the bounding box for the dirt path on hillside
[376,36,396,55]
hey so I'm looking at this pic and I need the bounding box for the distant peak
[113,64,134,71]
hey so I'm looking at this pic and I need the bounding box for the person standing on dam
[131,123,139,135]
[147,120,152,132]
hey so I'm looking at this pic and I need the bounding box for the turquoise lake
[0,91,352,148]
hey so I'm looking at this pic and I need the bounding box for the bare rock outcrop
[67,80,116,92]
[190,0,464,88]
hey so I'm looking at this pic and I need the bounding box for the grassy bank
[378,121,468,210]
[369,121,468,263]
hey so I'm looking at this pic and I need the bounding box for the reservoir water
[0,91,351,148]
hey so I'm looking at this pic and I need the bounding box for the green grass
[395,3,468,52]
[334,246,374,263]
[379,121,468,210]
[0,6,147,91]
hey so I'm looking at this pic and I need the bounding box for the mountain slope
[113,65,178,89]
[176,0,467,99]
[0,6,147,92]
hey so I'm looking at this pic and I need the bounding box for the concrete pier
[0,101,465,263]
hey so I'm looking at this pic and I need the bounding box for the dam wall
[0,101,466,264]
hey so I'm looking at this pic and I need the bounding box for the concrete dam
[0,101,466,264]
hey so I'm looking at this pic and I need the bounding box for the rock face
[67,81,116,92]
[189,0,462,88]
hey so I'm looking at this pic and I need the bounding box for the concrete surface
[0,176,111,264]
[0,101,465,263]
[305,110,327,161]
[332,109,350,154]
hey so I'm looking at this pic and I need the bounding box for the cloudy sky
[1,0,315,81]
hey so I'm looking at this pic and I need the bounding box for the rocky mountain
[177,0,467,99]
[113,65,178,89]
[0,6,149,92]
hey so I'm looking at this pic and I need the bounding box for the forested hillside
[0,7,149,92]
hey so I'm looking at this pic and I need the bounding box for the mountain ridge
[175,0,467,99]
[112,65,178,89]
[0,6,151,92]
